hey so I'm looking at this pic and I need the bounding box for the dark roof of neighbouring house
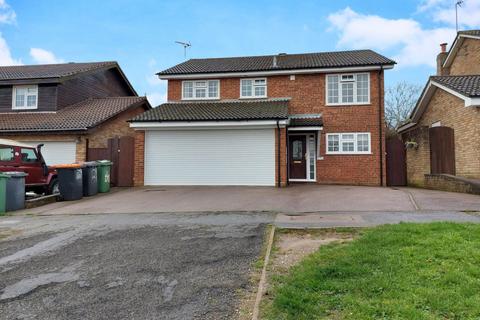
[0,61,117,81]
[0,96,150,133]
[289,117,323,127]
[130,98,289,122]
[458,30,480,37]
[432,75,480,97]
[157,50,396,76]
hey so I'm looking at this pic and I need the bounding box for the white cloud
[0,0,16,24]
[327,7,456,68]
[430,0,480,28]
[146,74,164,86]
[29,48,64,64]
[147,91,167,107]
[0,32,21,66]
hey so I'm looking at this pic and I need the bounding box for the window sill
[239,96,268,99]
[181,98,220,101]
[326,102,371,107]
[325,152,372,155]
[12,107,38,111]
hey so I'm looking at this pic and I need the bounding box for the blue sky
[1,0,480,106]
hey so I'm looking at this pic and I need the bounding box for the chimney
[436,42,449,75]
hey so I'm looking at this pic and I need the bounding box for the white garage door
[145,129,275,186]
[24,141,77,165]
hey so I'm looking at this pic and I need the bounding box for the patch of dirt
[273,230,354,271]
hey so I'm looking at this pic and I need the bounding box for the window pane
[0,147,14,161]
[20,148,38,162]
[195,88,206,98]
[195,81,206,87]
[327,135,339,152]
[27,95,36,107]
[356,74,369,103]
[341,134,354,140]
[241,80,252,97]
[309,136,315,179]
[16,95,25,107]
[357,133,370,152]
[208,81,218,98]
[327,75,339,104]
[183,82,193,98]
[341,82,354,103]
[254,79,265,85]
[292,140,303,160]
[254,86,265,97]
[342,142,355,152]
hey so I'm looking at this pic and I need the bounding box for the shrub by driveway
[263,223,480,319]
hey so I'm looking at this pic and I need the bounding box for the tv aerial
[175,41,191,60]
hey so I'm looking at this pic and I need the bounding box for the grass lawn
[263,223,480,320]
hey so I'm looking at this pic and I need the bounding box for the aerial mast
[175,41,191,60]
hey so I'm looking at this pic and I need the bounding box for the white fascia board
[431,81,473,106]
[159,65,394,80]
[130,120,288,130]
[443,34,480,68]
[396,122,417,133]
[288,126,323,131]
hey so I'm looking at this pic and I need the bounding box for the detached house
[0,62,151,166]
[398,30,480,190]
[130,50,395,187]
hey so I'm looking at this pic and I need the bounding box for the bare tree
[385,81,423,132]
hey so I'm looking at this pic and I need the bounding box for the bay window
[182,80,219,100]
[326,133,371,154]
[326,73,370,105]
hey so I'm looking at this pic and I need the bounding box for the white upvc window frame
[326,73,370,106]
[12,85,39,110]
[326,132,372,155]
[181,80,220,100]
[240,78,267,98]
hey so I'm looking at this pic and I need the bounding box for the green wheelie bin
[0,173,9,215]
[96,160,112,193]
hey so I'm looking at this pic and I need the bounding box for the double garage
[130,99,290,187]
[143,128,276,186]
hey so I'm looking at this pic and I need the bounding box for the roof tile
[432,75,480,97]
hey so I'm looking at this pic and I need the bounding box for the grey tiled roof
[458,30,480,37]
[130,98,289,122]
[158,50,395,75]
[432,75,480,97]
[0,61,117,81]
[0,97,148,133]
[289,117,323,127]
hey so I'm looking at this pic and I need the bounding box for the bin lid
[81,161,98,167]
[96,160,112,166]
[3,171,28,177]
[0,172,10,179]
[52,163,82,169]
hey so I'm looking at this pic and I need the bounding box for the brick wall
[274,127,288,187]
[133,130,145,187]
[403,89,480,186]
[449,38,480,75]
[166,71,386,186]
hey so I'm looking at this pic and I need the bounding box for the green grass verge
[263,223,480,320]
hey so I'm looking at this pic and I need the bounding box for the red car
[0,139,58,194]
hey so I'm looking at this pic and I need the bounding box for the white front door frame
[288,132,317,182]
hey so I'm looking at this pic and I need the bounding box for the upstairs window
[326,73,370,105]
[240,78,267,98]
[182,80,219,100]
[12,85,38,110]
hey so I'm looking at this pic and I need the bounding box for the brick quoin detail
[133,130,145,187]
[166,71,386,186]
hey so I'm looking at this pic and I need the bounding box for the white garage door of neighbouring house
[144,129,275,186]
[24,141,77,165]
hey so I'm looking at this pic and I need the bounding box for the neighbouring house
[398,30,480,191]
[129,50,395,187]
[0,61,151,186]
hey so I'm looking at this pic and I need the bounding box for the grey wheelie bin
[82,161,98,196]
[55,164,83,201]
[4,171,27,211]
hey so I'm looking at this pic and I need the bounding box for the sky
[1,0,479,106]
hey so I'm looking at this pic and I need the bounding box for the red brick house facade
[130,50,395,187]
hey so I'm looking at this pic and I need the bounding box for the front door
[289,136,306,179]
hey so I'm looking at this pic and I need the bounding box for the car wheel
[48,178,59,195]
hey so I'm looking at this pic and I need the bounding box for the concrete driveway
[17,184,480,216]
[0,212,271,320]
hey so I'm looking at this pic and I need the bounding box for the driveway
[0,212,271,320]
[17,184,480,216]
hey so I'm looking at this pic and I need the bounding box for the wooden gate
[429,126,455,175]
[386,136,407,186]
[87,136,135,187]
